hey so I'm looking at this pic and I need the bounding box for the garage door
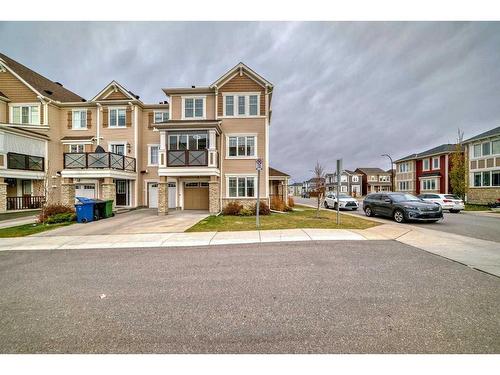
[148,183,158,208]
[184,182,209,210]
[75,184,95,199]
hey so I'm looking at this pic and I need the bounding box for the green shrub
[45,212,76,224]
[223,201,243,215]
[239,207,254,216]
[39,204,75,223]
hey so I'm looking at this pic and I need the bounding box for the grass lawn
[464,203,490,211]
[0,222,73,238]
[186,205,379,232]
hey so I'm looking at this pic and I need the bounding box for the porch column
[208,175,220,214]
[101,177,116,210]
[61,178,75,207]
[158,176,168,215]
[0,178,7,213]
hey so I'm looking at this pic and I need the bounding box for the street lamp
[381,154,394,192]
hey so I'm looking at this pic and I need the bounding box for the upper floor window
[493,140,500,155]
[72,110,87,129]
[472,139,500,158]
[352,176,359,183]
[110,143,126,155]
[379,175,390,182]
[398,162,410,173]
[341,175,347,183]
[184,97,204,119]
[224,94,260,117]
[11,105,40,125]
[154,111,169,123]
[168,133,207,151]
[423,158,430,171]
[227,135,256,158]
[370,176,377,181]
[432,156,440,169]
[69,144,84,153]
[148,145,159,166]
[109,108,126,127]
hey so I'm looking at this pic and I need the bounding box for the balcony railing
[63,152,136,172]
[167,150,208,167]
[7,196,45,210]
[7,152,44,172]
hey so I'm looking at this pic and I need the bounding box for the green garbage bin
[104,200,114,218]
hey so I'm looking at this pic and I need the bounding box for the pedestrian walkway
[0,215,37,229]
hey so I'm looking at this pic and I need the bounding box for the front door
[148,182,158,208]
[116,179,128,206]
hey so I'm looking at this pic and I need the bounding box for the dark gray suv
[363,192,443,223]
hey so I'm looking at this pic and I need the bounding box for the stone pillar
[158,176,168,215]
[0,177,7,213]
[61,178,75,207]
[208,176,220,214]
[101,177,116,209]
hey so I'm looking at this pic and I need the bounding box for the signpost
[336,159,342,225]
[256,158,263,228]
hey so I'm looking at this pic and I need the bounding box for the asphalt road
[1,241,499,353]
[295,197,500,243]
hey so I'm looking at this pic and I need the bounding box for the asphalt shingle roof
[355,167,388,175]
[463,126,500,143]
[395,144,462,162]
[269,167,290,177]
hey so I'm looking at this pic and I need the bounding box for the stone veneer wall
[32,180,44,196]
[101,181,116,209]
[221,198,270,211]
[158,180,168,215]
[208,180,220,214]
[0,179,7,213]
[60,179,75,207]
[467,188,500,205]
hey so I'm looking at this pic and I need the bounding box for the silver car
[324,192,359,210]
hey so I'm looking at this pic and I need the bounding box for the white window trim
[352,176,359,182]
[108,141,128,155]
[71,109,88,130]
[9,103,41,125]
[222,92,261,118]
[153,111,169,124]
[147,144,160,166]
[225,134,258,159]
[69,144,85,153]
[181,96,206,120]
[108,107,127,128]
[225,174,257,199]
[422,158,430,171]
[167,133,208,151]
[421,177,439,191]
[432,156,440,170]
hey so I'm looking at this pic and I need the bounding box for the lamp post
[381,154,394,192]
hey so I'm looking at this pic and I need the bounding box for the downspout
[96,103,101,146]
[129,101,139,208]
[215,86,223,215]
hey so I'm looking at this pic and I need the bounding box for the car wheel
[324,201,329,209]
[334,203,338,210]
[352,208,358,211]
[393,209,405,223]
[365,206,373,217]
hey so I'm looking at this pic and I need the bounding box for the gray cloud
[1,21,500,182]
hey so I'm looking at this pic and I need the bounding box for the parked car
[363,192,443,223]
[417,193,465,213]
[324,192,359,210]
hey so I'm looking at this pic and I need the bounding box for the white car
[417,193,465,213]
[324,192,359,210]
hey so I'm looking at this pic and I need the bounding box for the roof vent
[54,82,63,86]
[44,90,53,95]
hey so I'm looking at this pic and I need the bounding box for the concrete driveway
[34,209,208,236]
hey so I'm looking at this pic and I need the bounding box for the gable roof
[91,80,140,102]
[0,52,85,103]
[0,90,8,101]
[463,126,500,143]
[210,62,273,89]
[395,144,462,162]
[269,167,290,177]
[355,167,388,175]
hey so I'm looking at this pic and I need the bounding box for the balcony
[7,152,44,172]
[63,152,136,172]
[167,150,208,167]
[7,196,45,210]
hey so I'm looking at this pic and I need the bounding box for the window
[110,143,126,155]
[225,96,234,116]
[184,97,204,119]
[228,176,256,198]
[109,108,126,127]
[493,140,500,155]
[492,171,500,187]
[482,171,490,187]
[432,157,440,169]
[474,172,482,187]
[341,175,347,183]
[482,142,491,156]
[379,175,389,182]
[11,105,40,125]
[340,185,347,193]
[238,96,246,115]
[154,111,169,123]
[224,94,260,116]
[473,144,481,158]
[72,110,87,129]
[227,136,256,157]
[422,178,437,190]
[370,176,377,181]
[398,181,410,191]
[168,133,207,150]
[423,158,430,171]
[149,145,159,165]
[352,176,359,183]
[398,162,410,173]
[249,95,258,115]
[69,144,84,153]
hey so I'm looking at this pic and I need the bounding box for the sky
[1,21,500,182]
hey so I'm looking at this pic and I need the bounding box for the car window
[430,194,440,198]
[368,194,380,200]
[445,195,460,199]
[418,194,427,199]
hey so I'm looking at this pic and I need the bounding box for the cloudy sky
[1,21,499,181]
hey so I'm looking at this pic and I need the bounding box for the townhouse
[0,53,278,215]
[463,126,500,204]
[325,169,362,196]
[394,144,463,195]
[288,182,302,196]
[354,168,392,195]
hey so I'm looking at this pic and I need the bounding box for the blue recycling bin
[75,197,95,223]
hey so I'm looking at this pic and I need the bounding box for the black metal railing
[63,152,136,172]
[7,196,45,210]
[7,152,44,172]
[167,150,208,167]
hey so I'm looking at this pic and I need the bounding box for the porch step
[115,207,135,215]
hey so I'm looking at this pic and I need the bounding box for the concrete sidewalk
[0,215,37,229]
[0,223,499,277]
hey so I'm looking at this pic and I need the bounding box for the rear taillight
[443,199,452,203]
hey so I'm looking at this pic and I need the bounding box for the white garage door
[168,182,176,209]
[148,183,158,208]
[75,184,95,199]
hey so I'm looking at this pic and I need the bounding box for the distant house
[288,182,302,196]
[325,170,362,197]
[304,177,325,194]
[463,126,500,204]
[354,168,392,195]
[394,144,463,195]
[269,167,290,204]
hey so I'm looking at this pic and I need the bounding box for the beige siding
[171,96,182,120]
[218,73,266,116]
[0,100,6,122]
[0,70,38,103]
[59,107,97,139]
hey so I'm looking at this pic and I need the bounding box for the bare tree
[449,128,467,200]
[313,161,326,218]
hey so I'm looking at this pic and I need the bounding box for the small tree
[313,161,325,218]
[449,128,467,200]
